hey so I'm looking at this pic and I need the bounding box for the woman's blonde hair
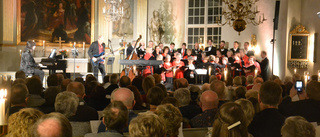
[129,112,166,137]
[155,104,182,136]
[234,99,255,126]
[7,108,44,137]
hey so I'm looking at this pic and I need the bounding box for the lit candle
[254,68,258,77]
[294,68,297,74]
[224,68,228,81]
[173,67,177,78]
[0,89,7,125]
[208,66,212,76]
[74,42,76,47]
[19,50,22,55]
[43,41,45,50]
[133,65,136,75]
[318,70,320,82]
[103,7,106,14]
[83,42,85,51]
[32,40,35,42]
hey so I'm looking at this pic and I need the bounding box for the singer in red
[88,36,106,79]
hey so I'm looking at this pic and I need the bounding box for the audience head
[26,77,42,95]
[61,79,72,91]
[202,83,211,92]
[13,78,26,86]
[103,75,110,84]
[67,82,85,98]
[43,86,61,107]
[142,76,155,94]
[155,104,182,137]
[235,86,247,99]
[56,74,64,86]
[245,89,258,100]
[189,85,201,102]
[173,78,189,90]
[259,81,282,107]
[210,80,226,100]
[235,99,255,126]
[147,87,165,106]
[110,74,119,85]
[174,88,190,107]
[161,97,180,107]
[254,77,264,85]
[111,88,135,110]
[281,116,315,137]
[47,74,59,87]
[252,83,262,91]
[200,90,219,111]
[33,112,72,137]
[132,76,143,91]
[55,91,79,118]
[212,102,248,137]
[85,74,97,85]
[240,76,246,86]
[11,83,29,105]
[103,101,128,132]
[8,108,43,136]
[119,75,131,87]
[209,75,218,83]
[126,85,143,109]
[129,112,166,137]
[156,83,167,97]
[306,81,320,101]
[74,77,84,84]
[15,70,26,79]
[247,75,254,84]
[247,97,260,114]
[233,76,242,86]
[152,74,162,84]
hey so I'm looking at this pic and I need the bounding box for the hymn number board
[288,25,310,61]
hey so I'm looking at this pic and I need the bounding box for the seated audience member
[26,77,45,108]
[67,82,98,121]
[281,116,315,137]
[47,74,59,87]
[12,78,26,86]
[246,75,254,90]
[191,90,219,128]
[119,75,131,87]
[212,102,249,137]
[241,76,247,86]
[152,74,162,84]
[248,97,260,114]
[85,101,128,137]
[279,81,320,123]
[253,77,264,85]
[90,85,109,111]
[61,79,72,91]
[174,88,202,120]
[235,99,255,126]
[129,112,166,137]
[75,77,85,85]
[209,75,218,84]
[56,73,65,86]
[127,85,146,110]
[155,104,183,137]
[189,85,201,105]
[105,74,120,95]
[142,76,156,102]
[147,86,166,112]
[156,83,167,96]
[132,76,144,94]
[210,80,228,107]
[248,81,285,137]
[235,86,247,100]
[102,75,110,89]
[98,88,137,133]
[40,86,61,114]
[161,97,180,107]
[245,89,259,100]
[32,112,72,137]
[7,108,43,136]
[173,78,189,91]
[85,74,97,86]
[9,83,29,115]
[201,83,211,92]
[283,76,293,96]
[15,70,26,79]
[55,91,79,118]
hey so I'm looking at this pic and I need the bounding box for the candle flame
[0,89,7,99]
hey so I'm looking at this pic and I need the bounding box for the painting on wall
[148,0,185,46]
[112,0,134,39]
[19,0,93,44]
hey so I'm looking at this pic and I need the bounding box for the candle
[208,66,212,76]
[74,42,76,47]
[43,41,45,50]
[173,67,176,78]
[32,40,35,42]
[224,68,228,81]
[133,65,136,75]
[318,70,320,82]
[294,68,297,74]
[83,42,85,51]
[254,68,258,77]
[19,50,22,55]
[0,89,7,125]
[103,7,106,14]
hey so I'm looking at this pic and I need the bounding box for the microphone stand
[72,44,79,80]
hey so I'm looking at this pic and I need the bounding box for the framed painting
[288,25,310,61]
[17,0,95,46]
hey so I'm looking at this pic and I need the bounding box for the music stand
[106,57,115,74]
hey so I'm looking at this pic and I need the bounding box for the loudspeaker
[274,1,280,30]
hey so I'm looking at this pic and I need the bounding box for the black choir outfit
[230,48,240,54]
[205,45,216,56]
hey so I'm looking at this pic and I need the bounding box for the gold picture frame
[288,25,310,61]
[16,0,95,48]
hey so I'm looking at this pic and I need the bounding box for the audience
[7,108,43,137]
[174,88,202,120]
[102,74,110,89]
[25,77,45,108]
[173,78,189,90]
[127,85,145,110]
[15,70,26,80]
[61,78,72,91]
[147,86,165,111]
[55,91,79,118]
[9,83,29,115]
[40,86,61,114]
[235,99,255,126]
[248,81,285,137]
[210,80,228,107]
[155,104,183,137]
[281,116,316,137]
[32,112,72,137]
[190,90,219,128]
[105,74,120,95]
[47,74,59,87]
[129,112,166,137]
[119,75,131,87]
[235,86,247,100]
[161,97,180,107]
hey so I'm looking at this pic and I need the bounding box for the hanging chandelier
[217,0,267,35]
[103,0,124,22]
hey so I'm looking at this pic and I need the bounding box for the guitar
[91,47,125,66]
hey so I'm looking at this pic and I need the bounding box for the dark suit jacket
[230,48,240,54]
[179,105,202,120]
[177,48,187,57]
[168,48,176,56]
[88,41,106,59]
[248,108,285,137]
[69,98,99,122]
[259,57,269,81]
[136,48,145,58]
[219,48,228,56]
[20,51,37,74]
[205,46,216,56]
[192,48,203,56]
[279,97,320,123]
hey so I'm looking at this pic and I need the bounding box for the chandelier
[103,0,124,22]
[218,0,267,35]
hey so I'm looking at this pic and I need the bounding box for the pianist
[20,41,44,82]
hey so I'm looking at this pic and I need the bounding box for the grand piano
[39,49,67,75]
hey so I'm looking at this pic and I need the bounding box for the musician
[168,42,176,56]
[143,47,155,77]
[230,41,240,54]
[177,43,187,57]
[251,56,261,75]
[172,53,185,79]
[205,39,216,56]
[88,36,106,79]
[163,55,173,84]
[126,40,135,57]
[20,41,44,82]
[219,41,228,56]
[184,56,196,84]
[137,42,146,58]
[154,54,163,75]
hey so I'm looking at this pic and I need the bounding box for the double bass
[120,35,142,80]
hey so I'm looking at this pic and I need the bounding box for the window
[187,0,222,49]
